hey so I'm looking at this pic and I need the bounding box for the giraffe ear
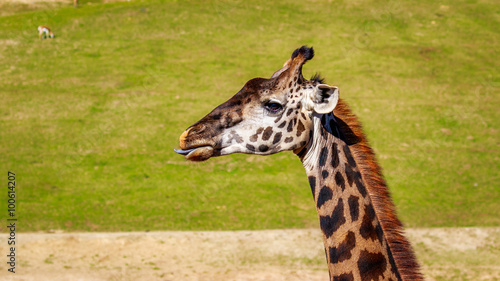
[312,84,339,114]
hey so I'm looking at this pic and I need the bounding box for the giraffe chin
[175,146,214,162]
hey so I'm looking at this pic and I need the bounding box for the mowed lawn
[0,0,498,232]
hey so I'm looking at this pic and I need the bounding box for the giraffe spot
[229,131,244,144]
[258,145,269,152]
[348,195,360,222]
[316,186,333,209]
[278,121,287,128]
[228,99,242,106]
[289,81,293,88]
[284,137,294,143]
[356,178,367,197]
[320,126,327,139]
[322,170,329,179]
[300,112,306,120]
[212,112,222,120]
[246,144,255,152]
[343,145,357,167]
[235,135,244,143]
[358,250,387,281]
[333,272,354,281]
[329,231,356,264]
[308,176,316,199]
[272,132,282,144]
[319,198,345,238]
[250,127,264,142]
[299,140,307,147]
[245,97,252,104]
[360,210,379,242]
[250,134,259,142]
[286,108,294,117]
[366,203,376,220]
[335,171,345,191]
[262,126,273,141]
[345,165,354,187]
[296,120,305,137]
[296,145,307,158]
[297,101,301,108]
[331,143,339,168]
[287,118,296,132]
[319,147,328,167]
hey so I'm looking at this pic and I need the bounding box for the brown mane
[333,98,423,280]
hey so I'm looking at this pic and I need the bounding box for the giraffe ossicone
[175,46,423,281]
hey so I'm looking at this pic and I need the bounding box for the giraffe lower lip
[174,146,214,161]
[174,148,198,155]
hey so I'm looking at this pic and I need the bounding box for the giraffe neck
[297,101,422,281]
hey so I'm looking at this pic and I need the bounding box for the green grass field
[0,0,498,232]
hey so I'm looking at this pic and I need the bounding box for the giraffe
[175,46,423,280]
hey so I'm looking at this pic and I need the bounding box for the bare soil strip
[0,228,499,281]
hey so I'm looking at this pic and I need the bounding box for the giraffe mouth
[174,146,214,161]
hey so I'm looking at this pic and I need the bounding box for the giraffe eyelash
[263,99,284,114]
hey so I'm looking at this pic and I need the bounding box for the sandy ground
[0,228,499,281]
[0,0,126,3]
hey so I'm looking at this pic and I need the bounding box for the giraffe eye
[264,101,283,114]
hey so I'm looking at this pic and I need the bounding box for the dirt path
[0,228,499,281]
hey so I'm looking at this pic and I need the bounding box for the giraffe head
[175,46,339,161]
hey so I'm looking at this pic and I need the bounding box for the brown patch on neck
[333,99,423,280]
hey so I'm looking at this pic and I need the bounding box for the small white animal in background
[38,26,55,39]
